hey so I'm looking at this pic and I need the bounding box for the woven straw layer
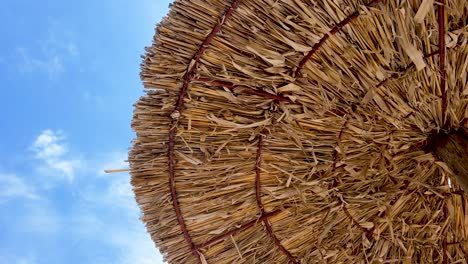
[130,0,468,263]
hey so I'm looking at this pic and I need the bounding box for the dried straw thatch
[129,0,468,263]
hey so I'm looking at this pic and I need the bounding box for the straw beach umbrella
[129,0,468,263]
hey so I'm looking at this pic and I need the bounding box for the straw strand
[255,133,266,214]
[442,201,448,264]
[438,0,447,128]
[439,2,448,260]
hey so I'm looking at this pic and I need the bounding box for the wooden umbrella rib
[255,134,299,264]
[344,49,443,155]
[342,204,375,240]
[167,0,243,260]
[376,50,440,89]
[294,0,385,77]
[197,209,283,249]
[173,0,243,112]
[332,116,350,171]
[263,219,298,263]
[342,205,368,232]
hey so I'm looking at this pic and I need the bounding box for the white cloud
[73,169,164,263]
[4,129,163,263]
[69,206,163,263]
[73,149,163,263]
[82,90,105,107]
[3,196,62,236]
[0,173,38,202]
[81,173,138,217]
[67,42,79,57]
[42,28,79,58]
[111,226,164,264]
[0,255,37,264]
[32,130,66,159]
[17,47,65,79]
[19,202,62,235]
[16,257,38,264]
[32,130,81,181]
[16,19,79,79]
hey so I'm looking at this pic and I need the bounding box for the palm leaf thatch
[129,0,468,263]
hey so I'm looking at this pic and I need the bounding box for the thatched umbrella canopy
[129,0,468,263]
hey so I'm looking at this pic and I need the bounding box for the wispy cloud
[82,90,105,107]
[111,226,164,264]
[16,257,38,264]
[43,24,79,58]
[15,19,79,79]
[17,47,65,78]
[0,255,38,264]
[18,201,62,235]
[0,173,38,202]
[76,149,162,263]
[74,169,163,263]
[3,130,162,263]
[32,130,81,181]
[85,183,163,264]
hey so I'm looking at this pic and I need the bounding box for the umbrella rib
[375,50,440,89]
[332,115,350,171]
[342,203,374,239]
[332,50,442,167]
[167,0,242,261]
[255,133,299,264]
[294,0,385,77]
[197,209,283,249]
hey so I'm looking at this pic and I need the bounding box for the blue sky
[0,1,172,263]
